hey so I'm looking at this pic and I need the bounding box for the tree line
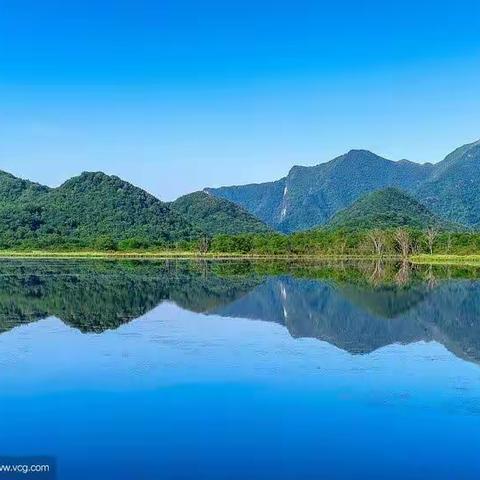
[197,228,480,256]
[2,227,480,256]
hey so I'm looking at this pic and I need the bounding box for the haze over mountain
[328,188,448,230]
[206,140,480,232]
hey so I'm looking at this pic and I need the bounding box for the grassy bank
[411,254,480,266]
[0,250,239,260]
[0,250,396,260]
[0,250,479,265]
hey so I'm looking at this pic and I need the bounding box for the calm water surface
[0,259,479,479]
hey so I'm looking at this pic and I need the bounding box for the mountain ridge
[0,170,200,247]
[206,140,479,232]
[0,169,275,248]
[417,140,480,226]
[1,137,479,245]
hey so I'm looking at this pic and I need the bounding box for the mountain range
[206,139,480,232]
[0,138,478,246]
[0,170,269,247]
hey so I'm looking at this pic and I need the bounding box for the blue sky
[1,0,480,200]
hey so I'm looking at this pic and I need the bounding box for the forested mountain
[204,179,287,230]
[0,171,199,248]
[0,170,273,249]
[206,150,434,232]
[170,191,270,235]
[416,139,480,227]
[1,138,479,249]
[327,188,447,230]
[206,140,480,232]
[0,170,49,202]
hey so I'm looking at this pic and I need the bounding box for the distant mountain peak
[70,171,119,182]
[345,148,377,156]
[341,149,386,161]
[59,171,149,196]
[208,147,433,232]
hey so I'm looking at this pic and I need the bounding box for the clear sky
[1,0,480,200]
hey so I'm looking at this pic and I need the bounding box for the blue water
[0,260,479,479]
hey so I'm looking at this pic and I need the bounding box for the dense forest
[327,188,449,230]
[4,226,474,257]
[0,170,268,250]
[202,229,480,256]
[0,171,197,249]
[170,191,270,235]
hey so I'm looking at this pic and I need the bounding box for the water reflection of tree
[424,265,438,289]
[369,259,386,286]
[395,260,411,286]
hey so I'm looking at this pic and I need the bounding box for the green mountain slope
[0,170,50,202]
[205,179,286,229]
[416,139,480,227]
[327,188,447,230]
[0,171,199,247]
[170,191,270,235]
[207,150,433,232]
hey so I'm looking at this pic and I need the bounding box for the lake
[0,259,479,479]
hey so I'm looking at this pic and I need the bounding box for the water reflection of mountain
[1,259,480,365]
[0,260,262,333]
[213,276,480,364]
[213,277,429,353]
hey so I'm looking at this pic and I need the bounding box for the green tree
[94,235,118,251]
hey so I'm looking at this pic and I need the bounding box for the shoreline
[0,251,394,260]
[0,251,478,265]
[410,254,480,266]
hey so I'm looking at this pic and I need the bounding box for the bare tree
[394,228,411,259]
[424,227,438,255]
[411,240,420,255]
[367,229,386,256]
